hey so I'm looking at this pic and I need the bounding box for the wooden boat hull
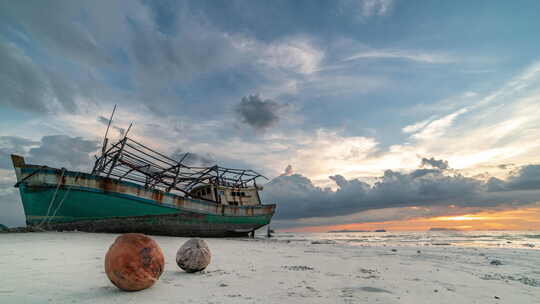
[14,164,275,237]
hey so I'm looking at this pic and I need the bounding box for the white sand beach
[1,232,539,303]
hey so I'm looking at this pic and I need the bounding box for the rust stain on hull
[151,191,164,203]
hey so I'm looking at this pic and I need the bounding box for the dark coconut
[105,233,164,291]
[176,238,211,273]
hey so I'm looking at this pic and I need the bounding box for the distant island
[429,227,460,231]
[374,229,387,232]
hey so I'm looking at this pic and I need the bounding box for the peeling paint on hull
[15,167,275,237]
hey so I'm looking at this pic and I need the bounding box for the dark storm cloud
[421,157,449,170]
[486,177,506,192]
[487,165,540,192]
[263,161,540,221]
[409,168,441,178]
[505,165,540,190]
[236,95,284,130]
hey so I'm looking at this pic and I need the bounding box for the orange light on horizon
[280,204,540,233]
[432,215,490,221]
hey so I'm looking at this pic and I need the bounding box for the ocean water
[272,231,540,249]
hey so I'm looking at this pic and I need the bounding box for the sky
[1,0,540,231]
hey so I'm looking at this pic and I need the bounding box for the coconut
[104,233,164,291]
[176,238,211,273]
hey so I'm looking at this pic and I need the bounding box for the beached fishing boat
[10,112,275,237]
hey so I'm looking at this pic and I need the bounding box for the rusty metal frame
[92,135,267,200]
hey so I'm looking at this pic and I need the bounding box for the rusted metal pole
[124,122,133,138]
[101,104,117,154]
[106,137,127,178]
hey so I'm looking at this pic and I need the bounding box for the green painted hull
[13,163,275,237]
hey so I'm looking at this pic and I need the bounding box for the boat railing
[91,136,267,199]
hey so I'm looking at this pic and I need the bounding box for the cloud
[96,115,126,136]
[393,59,540,174]
[488,165,540,192]
[113,126,125,136]
[421,157,449,170]
[408,108,468,141]
[0,40,77,113]
[0,136,39,169]
[97,116,110,126]
[0,1,113,68]
[498,163,514,170]
[26,135,99,170]
[169,148,258,170]
[235,95,285,130]
[298,74,387,97]
[171,149,216,167]
[360,0,394,17]
[128,19,226,76]
[0,1,255,116]
[282,165,294,176]
[256,38,324,75]
[263,160,540,223]
[343,49,454,64]
[402,118,433,134]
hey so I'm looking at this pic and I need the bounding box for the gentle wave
[275,231,540,249]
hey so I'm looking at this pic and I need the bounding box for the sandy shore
[0,232,538,303]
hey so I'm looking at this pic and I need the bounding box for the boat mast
[102,104,117,156]
[92,104,117,174]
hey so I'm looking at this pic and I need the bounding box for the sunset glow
[283,205,540,233]
[433,215,490,221]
